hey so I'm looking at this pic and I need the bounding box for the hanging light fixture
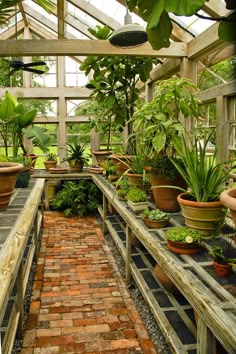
[109,5,147,48]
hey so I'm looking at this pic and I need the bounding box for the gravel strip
[103,223,172,354]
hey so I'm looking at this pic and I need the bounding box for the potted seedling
[62,140,90,172]
[171,130,231,235]
[165,226,203,255]
[126,186,148,212]
[131,78,200,212]
[209,245,236,278]
[141,208,170,229]
[44,152,58,171]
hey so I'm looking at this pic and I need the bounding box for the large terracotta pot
[68,159,84,172]
[148,171,186,212]
[0,162,23,211]
[177,193,227,235]
[220,188,236,227]
[92,149,112,166]
[154,264,180,294]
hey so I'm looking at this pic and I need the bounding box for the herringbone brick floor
[21,211,157,354]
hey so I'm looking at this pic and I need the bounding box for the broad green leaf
[147,11,172,50]
[152,130,166,153]
[147,0,165,30]
[165,0,205,16]
[136,0,156,21]
[218,11,236,42]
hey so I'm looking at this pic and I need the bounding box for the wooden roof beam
[188,22,230,60]
[0,39,187,58]
[68,0,121,30]
[202,0,229,17]
[57,0,66,39]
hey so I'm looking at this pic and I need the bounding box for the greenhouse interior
[0,0,236,353]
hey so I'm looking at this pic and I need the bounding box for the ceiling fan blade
[23,61,47,68]
[22,68,45,74]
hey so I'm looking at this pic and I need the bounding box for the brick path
[21,211,158,354]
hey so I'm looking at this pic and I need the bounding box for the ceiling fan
[8,58,47,76]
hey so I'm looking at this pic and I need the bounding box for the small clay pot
[213,261,232,278]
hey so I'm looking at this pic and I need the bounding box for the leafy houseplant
[171,131,231,234]
[209,245,236,277]
[132,78,200,212]
[44,152,57,171]
[76,98,120,164]
[165,226,203,254]
[80,25,158,155]
[63,140,90,172]
[0,91,51,158]
[50,180,102,217]
[126,186,148,212]
[141,208,170,229]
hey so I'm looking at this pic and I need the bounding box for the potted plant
[0,157,23,211]
[62,140,90,172]
[165,226,203,254]
[44,152,58,171]
[0,91,51,159]
[126,186,148,212]
[171,131,231,235]
[76,99,117,165]
[209,245,236,278]
[80,25,158,156]
[131,78,200,212]
[141,208,170,229]
[115,176,129,200]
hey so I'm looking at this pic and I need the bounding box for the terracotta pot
[92,149,112,166]
[213,261,232,278]
[220,188,236,227]
[68,159,84,172]
[177,193,227,235]
[44,160,57,171]
[154,264,180,294]
[167,239,202,255]
[0,162,23,211]
[143,218,168,229]
[148,170,186,212]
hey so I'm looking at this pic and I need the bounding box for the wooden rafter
[57,0,66,39]
[0,39,187,58]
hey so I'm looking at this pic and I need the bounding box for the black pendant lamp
[109,6,147,48]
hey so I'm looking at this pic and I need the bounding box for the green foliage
[165,226,203,243]
[22,126,51,153]
[45,152,57,161]
[209,245,236,265]
[126,1,235,50]
[0,91,51,157]
[148,155,184,180]
[141,208,170,222]
[126,0,205,50]
[63,139,90,165]
[50,180,102,217]
[126,186,147,203]
[132,78,200,156]
[171,131,231,202]
[80,26,158,153]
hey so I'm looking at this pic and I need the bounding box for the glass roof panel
[169,10,215,36]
